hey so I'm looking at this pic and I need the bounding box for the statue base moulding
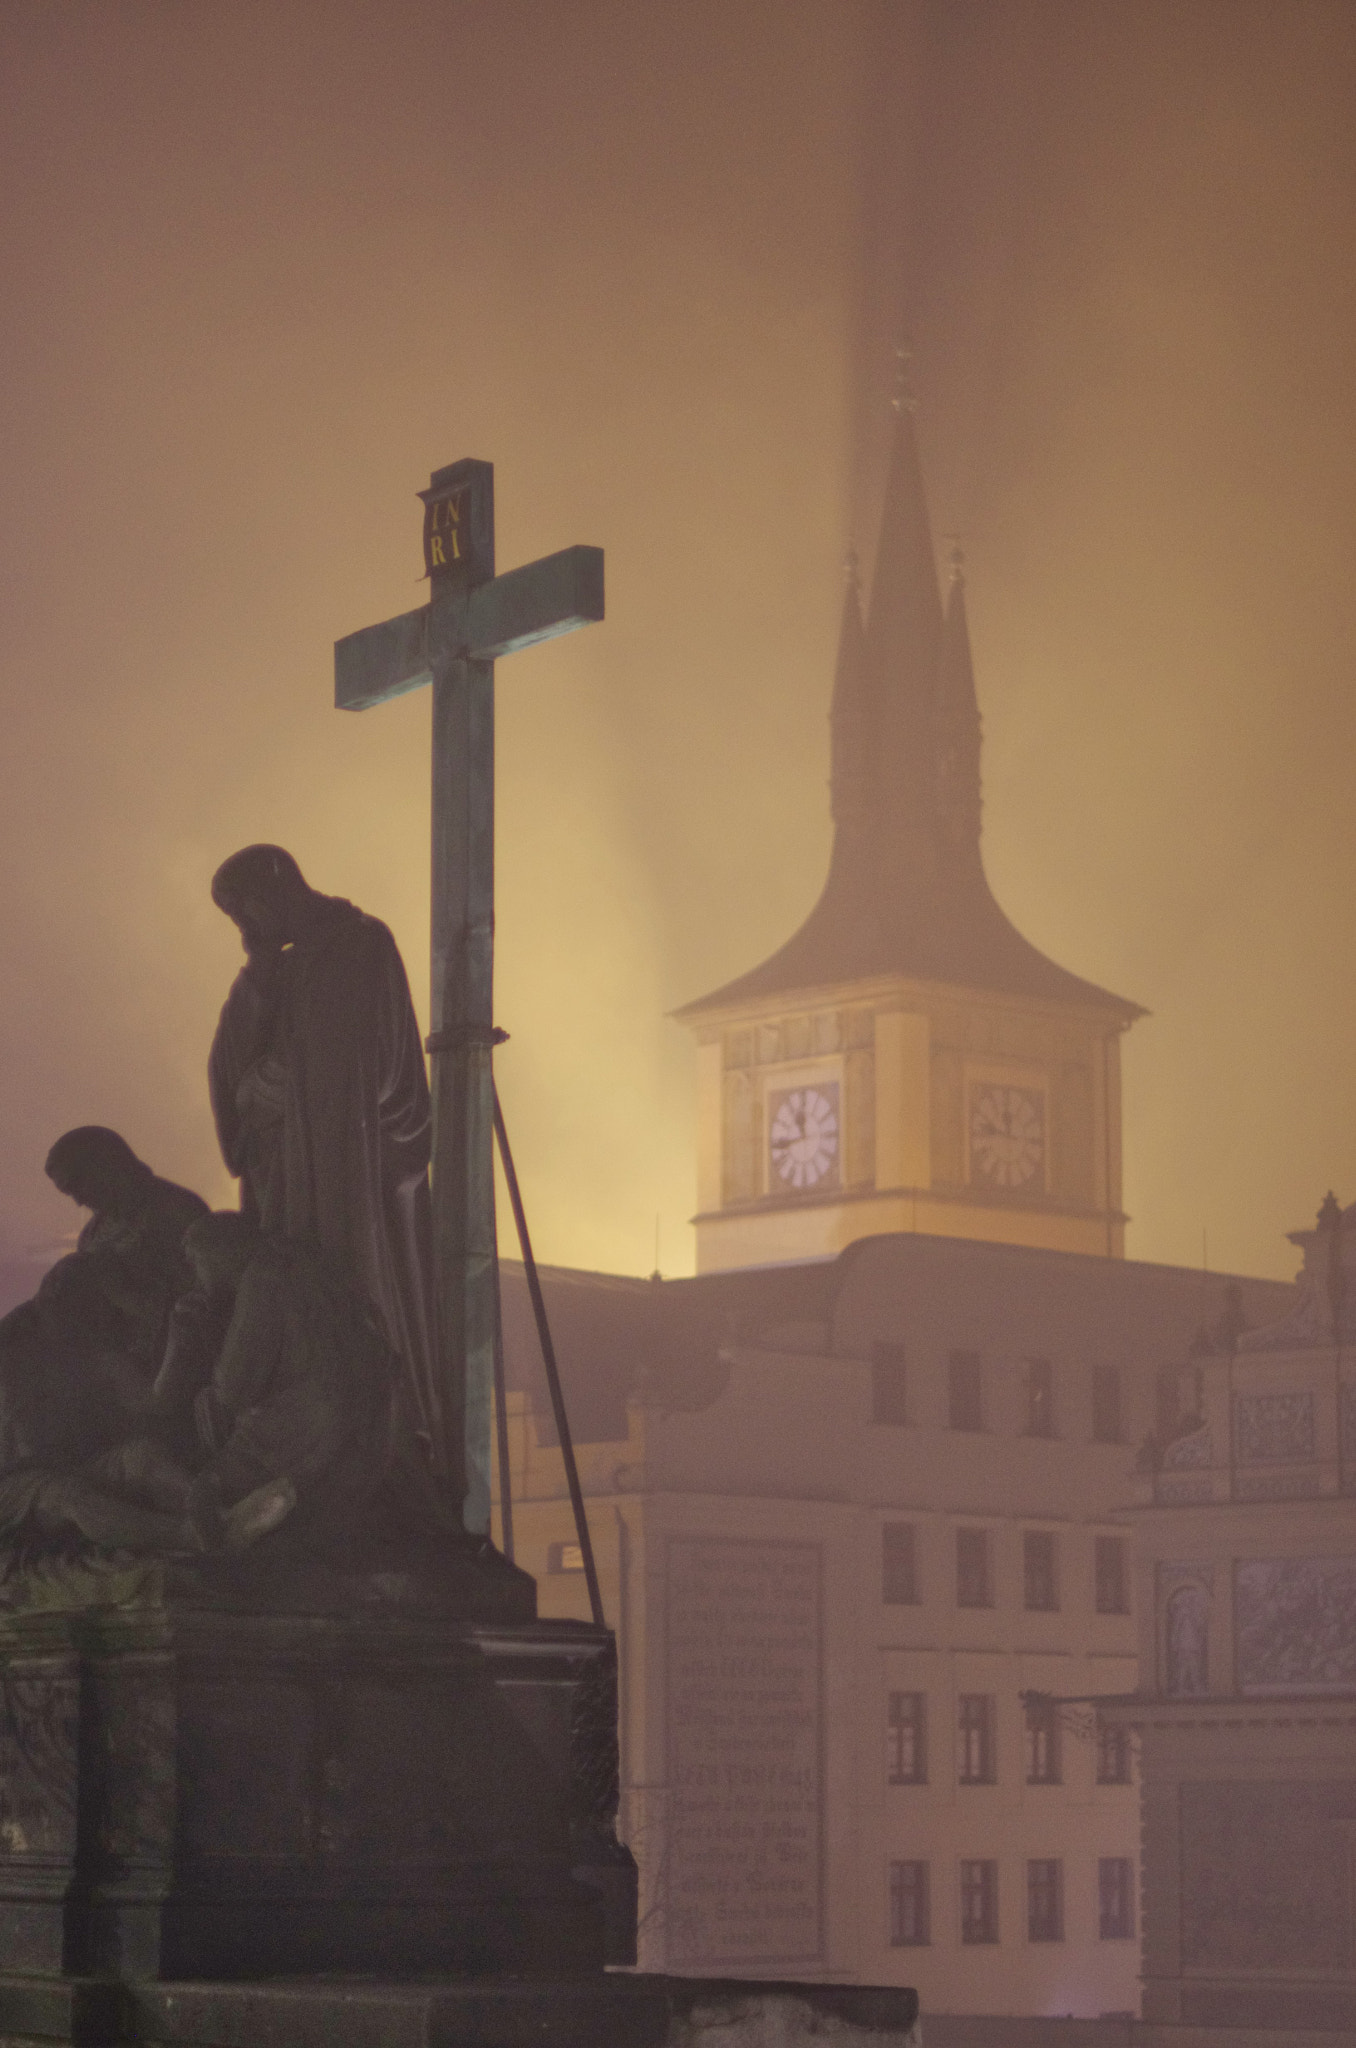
[0,1565,636,1986]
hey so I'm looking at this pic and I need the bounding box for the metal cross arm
[334,544,605,710]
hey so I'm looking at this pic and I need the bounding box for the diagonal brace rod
[492,1084,604,1628]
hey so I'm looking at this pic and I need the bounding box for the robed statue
[207,845,443,1468]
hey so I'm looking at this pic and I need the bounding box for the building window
[1099,1857,1135,1939]
[957,1694,996,1784]
[888,1859,930,1945]
[887,1692,927,1784]
[882,1523,918,1605]
[1096,1722,1132,1785]
[872,1341,908,1424]
[547,1541,585,1573]
[948,1350,983,1431]
[1027,1859,1064,1941]
[960,1859,998,1943]
[956,1527,992,1607]
[1095,1535,1129,1614]
[1092,1364,1122,1443]
[1023,1530,1058,1611]
[1025,1696,1062,1784]
[1024,1357,1056,1437]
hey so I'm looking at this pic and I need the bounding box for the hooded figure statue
[207,846,443,1475]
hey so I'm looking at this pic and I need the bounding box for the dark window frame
[1096,1722,1133,1785]
[959,1858,999,1944]
[871,1340,909,1425]
[1025,1697,1062,1785]
[1098,1856,1136,1939]
[887,1691,928,1785]
[888,1858,930,1946]
[957,1693,997,1785]
[1023,1529,1059,1612]
[882,1522,919,1605]
[1027,1858,1064,1942]
[956,1526,993,1608]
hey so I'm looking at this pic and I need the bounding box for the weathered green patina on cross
[334,460,604,1533]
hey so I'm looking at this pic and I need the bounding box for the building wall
[501,1339,1148,2012]
[1109,1337,1356,2031]
[495,1239,1294,2017]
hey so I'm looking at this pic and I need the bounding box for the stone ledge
[0,1974,921,2048]
[923,2015,1356,2048]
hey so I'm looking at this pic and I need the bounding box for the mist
[1,0,1353,1288]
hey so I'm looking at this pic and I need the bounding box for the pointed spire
[865,362,944,875]
[675,375,1145,1029]
[934,539,982,868]
[830,544,871,835]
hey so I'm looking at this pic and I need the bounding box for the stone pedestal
[0,1579,635,1982]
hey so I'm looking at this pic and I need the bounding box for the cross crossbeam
[335,545,604,710]
[334,460,604,1531]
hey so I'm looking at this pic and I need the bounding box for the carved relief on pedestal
[0,1662,80,1865]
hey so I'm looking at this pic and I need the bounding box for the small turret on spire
[830,541,871,836]
[933,533,982,870]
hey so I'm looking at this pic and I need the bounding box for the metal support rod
[492,1083,604,1628]
[491,1214,515,1562]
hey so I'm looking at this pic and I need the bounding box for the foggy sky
[1,1,1353,1290]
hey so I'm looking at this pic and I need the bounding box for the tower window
[882,1523,918,1605]
[960,1859,999,1943]
[1023,1531,1058,1611]
[1025,1696,1062,1785]
[888,1860,930,1945]
[871,1341,908,1425]
[1024,1357,1056,1437]
[948,1351,983,1431]
[887,1692,927,1784]
[956,1527,992,1608]
[1027,1859,1064,1942]
[1099,1857,1136,1939]
[1092,1364,1122,1443]
[1095,1536,1130,1614]
[957,1695,996,1784]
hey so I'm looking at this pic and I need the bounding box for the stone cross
[334,460,604,1532]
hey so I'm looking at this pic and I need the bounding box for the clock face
[969,1085,1044,1189]
[768,1083,840,1192]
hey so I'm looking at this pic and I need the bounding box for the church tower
[678,402,1143,1273]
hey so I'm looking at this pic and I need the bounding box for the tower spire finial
[844,538,860,589]
[891,339,918,416]
[944,534,965,587]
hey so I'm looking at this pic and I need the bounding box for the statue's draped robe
[208,896,440,1462]
[195,1237,395,1514]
